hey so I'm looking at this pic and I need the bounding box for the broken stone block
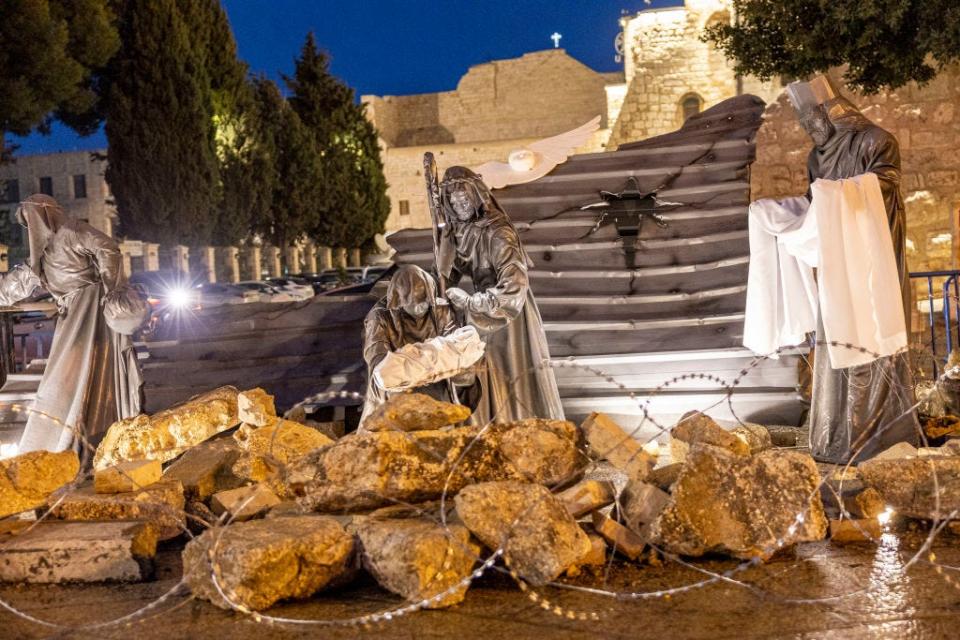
[362,392,472,432]
[557,479,615,519]
[95,459,162,494]
[731,423,773,454]
[592,512,646,561]
[49,480,186,540]
[830,518,881,543]
[0,520,157,583]
[233,419,334,477]
[0,450,79,518]
[289,421,582,512]
[182,516,354,610]
[454,481,591,586]
[870,441,918,461]
[650,445,828,560]
[670,411,750,463]
[859,456,960,519]
[265,500,307,519]
[356,517,480,609]
[850,488,886,520]
[237,387,276,427]
[211,484,281,522]
[162,437,243,502]
[619,481,671,533]
[580,413,655,483]
[565,532,607,577]
[918,447,947,458]
[94,386,240,470]
[284,406,344,440]
[647,463,684,493]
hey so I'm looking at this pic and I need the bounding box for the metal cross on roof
[551,32,562,48]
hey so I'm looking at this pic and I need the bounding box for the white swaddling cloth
[374,325,486,392]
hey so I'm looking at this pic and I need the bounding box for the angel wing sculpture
[471,115,601,189]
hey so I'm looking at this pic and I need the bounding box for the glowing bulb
[877,507,895,525]
[167,287,191,309]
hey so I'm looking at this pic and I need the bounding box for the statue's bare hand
[445,287,470,309]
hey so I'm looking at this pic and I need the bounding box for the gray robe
[0,196,142,459]
[807,100,919,463]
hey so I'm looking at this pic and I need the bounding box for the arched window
[680,93,703,123]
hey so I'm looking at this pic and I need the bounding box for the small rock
[870,441,918,461]
[859,456,960,519]
[284,406,344,440]
[557,479,615,519]
[211,484,281,522]
[851,488,886,520]
[650,445,828,560]
[182,516,355,610]
[619,481,671,533]
[237,388,276,427]
[95,459,162,494]
[162,437,243,502]
[0,450,79,518]
[592,512,646,560]
[731,423,773,454]
[356,517,480,608]
[455,481,591,586]
[647,463,684,492]
[363,393,472,432]
[49,480,186,540]
[580,413,655,483]
[670,411,750,463]
[0,520,157,583]
[265,501,307,519]
[94,386,240,469]
[565,532,607,576]
[918,447,947,458]
[830,518,881,543]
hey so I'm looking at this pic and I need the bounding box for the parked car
[235,281,299,303]
[294,272,348,293]
[264,277,315,300]
[193,282,258,305]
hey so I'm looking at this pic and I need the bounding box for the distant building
[0,150,116,237]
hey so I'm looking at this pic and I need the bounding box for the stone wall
[608,0,780,146]
[752,66,960,275]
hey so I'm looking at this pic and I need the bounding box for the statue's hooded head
[385,264,437,320]
[440,166,497,224]
[14,194,67,275]
[787,75,873,148]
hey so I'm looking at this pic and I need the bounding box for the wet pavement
[3,526,960,640]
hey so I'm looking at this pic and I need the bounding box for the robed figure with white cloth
[744,76,918,463]
[0,195,145,460]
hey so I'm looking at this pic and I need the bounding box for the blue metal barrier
[910,269,960,378]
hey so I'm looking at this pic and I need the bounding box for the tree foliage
[704,0,960,93]
[285,33,389,248]
[0,0,119,160]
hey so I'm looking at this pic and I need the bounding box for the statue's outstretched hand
[445,287,470,309]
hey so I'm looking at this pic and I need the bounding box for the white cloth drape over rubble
[744,172,907,369]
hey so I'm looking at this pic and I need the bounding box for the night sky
[12,0,681,155]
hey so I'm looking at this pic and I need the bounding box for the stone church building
[364,0,780,233]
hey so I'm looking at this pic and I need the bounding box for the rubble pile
[9,385,960,615]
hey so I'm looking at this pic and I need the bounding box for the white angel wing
[472,115,601,190]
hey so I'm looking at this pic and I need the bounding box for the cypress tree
[285,33,389,250]
[105,0,219,245]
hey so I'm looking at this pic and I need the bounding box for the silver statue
[788,76,919,463]
[0,195,143,458]
[432,164,564,423]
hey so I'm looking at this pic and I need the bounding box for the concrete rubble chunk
[363,392,472,432]
[0,520,157,583]
[211,484,281,522]
[859,456,960,519]
[0,450,79,518]
[94,386,240,470]
[592,512,646,561]
[284,406,344,440]
[870,441,918,461]
[647,463,684,493]
[237,388,276,427]
[650,445,828,560]
[557,479,616,519]
[850,487,886,519]
[289,421,582,512]
[162,438,243,502]
[670,411,750,463]
[49,479,186,540]
[356,517,480,609]
[580,413,655,483]
[619,481,671,533]
[95,459,162,494]
[455,481,591,586]
[565,532,607,577]
[233,420,336,496]
[731,423,773,454]
[830,518,881,543]
[182,516,355,611]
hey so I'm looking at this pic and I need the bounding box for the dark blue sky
[12,0,680,155]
